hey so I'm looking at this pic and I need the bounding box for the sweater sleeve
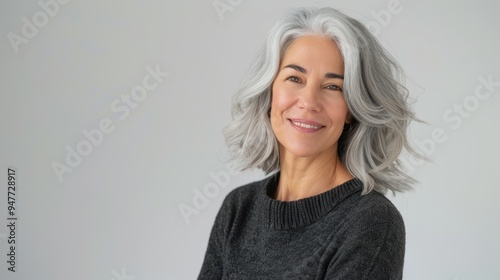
[197,191,235,280]
[324,203,406,280]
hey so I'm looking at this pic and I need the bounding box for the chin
[279,138,338,159]
[281,143,323,158]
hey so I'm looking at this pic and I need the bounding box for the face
[270,35,349,159]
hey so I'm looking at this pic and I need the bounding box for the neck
[275,147,353,201]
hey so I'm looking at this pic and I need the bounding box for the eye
[325,84,343,92]
[285,76,302,83]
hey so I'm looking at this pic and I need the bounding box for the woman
[198,7,422,280]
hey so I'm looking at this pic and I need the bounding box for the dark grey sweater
[198,172,405,279]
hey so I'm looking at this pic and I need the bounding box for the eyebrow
[283,64,344,79]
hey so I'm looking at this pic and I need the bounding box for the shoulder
[336,187,405,243]
[219,173,274,211]
[325,187,406,279]
[357,190,404,228]
[325,179,406,240]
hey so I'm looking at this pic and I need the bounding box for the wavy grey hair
[223,7,423,194]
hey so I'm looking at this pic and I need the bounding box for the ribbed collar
[259,172,363,230]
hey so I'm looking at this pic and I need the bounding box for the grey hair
[223,7,424,194]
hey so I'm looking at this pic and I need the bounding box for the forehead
[281,35,344,71]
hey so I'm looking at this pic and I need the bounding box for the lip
[288,118,325,133]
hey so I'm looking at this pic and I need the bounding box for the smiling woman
[270,36,352,201]
[198,6,422,280]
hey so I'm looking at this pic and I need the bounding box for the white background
[1,0,499,279]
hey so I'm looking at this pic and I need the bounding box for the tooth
[293,121,320,129]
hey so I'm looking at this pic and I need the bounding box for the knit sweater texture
[198,172,405,279]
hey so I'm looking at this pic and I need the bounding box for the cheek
[337,103,350,120]
[271,86,281,110]
[271,86,295,116]
[331,96,349,117]
[324,99,350,127]
[270,85,293,134]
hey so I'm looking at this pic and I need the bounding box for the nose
[298,84,321,112]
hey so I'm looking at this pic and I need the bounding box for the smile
[289,119,324,132]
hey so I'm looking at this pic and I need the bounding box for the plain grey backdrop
[1,0,499,279]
